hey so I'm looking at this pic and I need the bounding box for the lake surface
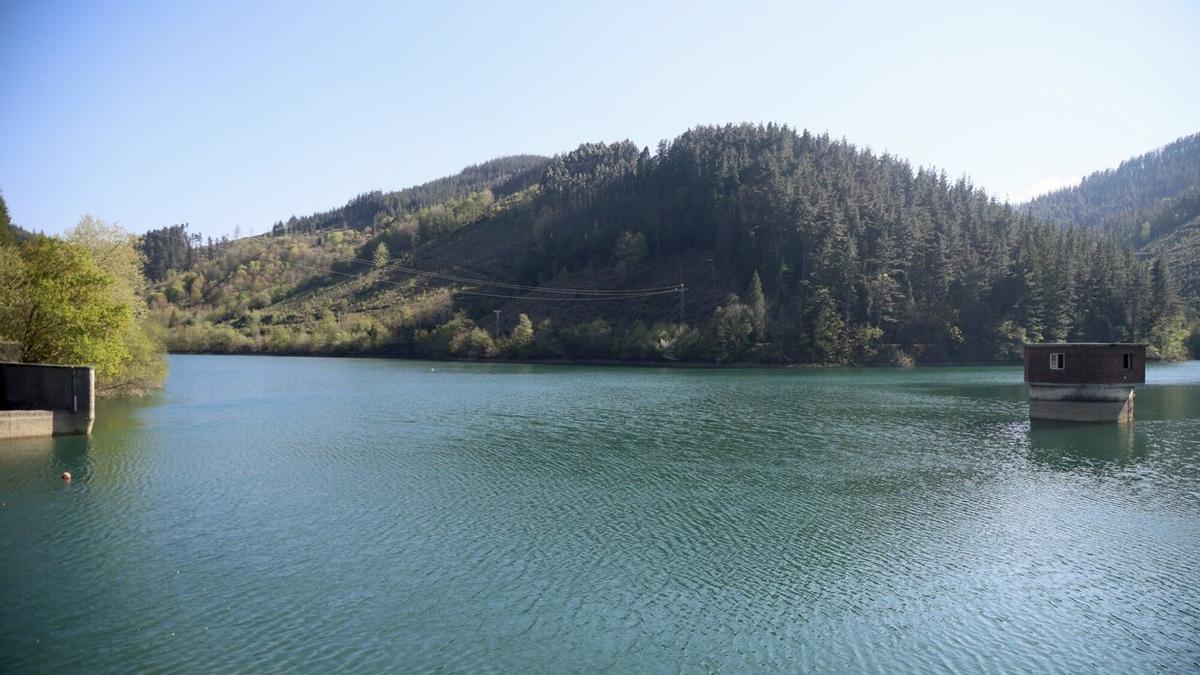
[2,356,1199,673]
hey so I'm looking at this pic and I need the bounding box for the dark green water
[2,356,1199,673]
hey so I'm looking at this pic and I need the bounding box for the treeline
[141,223,199,281]
[148,124,1198,364]
[0,195,167,395]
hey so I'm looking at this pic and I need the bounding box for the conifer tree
[1150,258,1179,322]
[0,192,13,245]
[373,242,391,269]
[748,271,768,341]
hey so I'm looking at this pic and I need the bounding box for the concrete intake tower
[1023,343,1146,422]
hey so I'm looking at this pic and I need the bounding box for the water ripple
[1,357,1199,672]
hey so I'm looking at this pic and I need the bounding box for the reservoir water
[2,355,1199,672]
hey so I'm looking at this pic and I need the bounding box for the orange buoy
[61,471,72,481]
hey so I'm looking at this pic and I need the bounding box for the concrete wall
[1029,388,1135,423]
[1028,383,1135,403]
[0,410,55,439]
[0,363,94,439]
[1030,398,1135,423]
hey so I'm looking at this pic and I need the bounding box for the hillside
[0,192,33,244]
[145,124,1196,364]
[1023,133,1200,305]
[270,154,550,237]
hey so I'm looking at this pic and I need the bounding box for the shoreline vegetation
[0,200,168,397]
[161,348,1194,370]
[166,349,1039,369]
[2,125,1198,383]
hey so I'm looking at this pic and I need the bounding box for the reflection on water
[0,434,91,488]
[1135,384,1200,420]
[0,393,159,490]
[0,434,57,461]
[93,392,163,433]
[1027,419,1148,468]
[1,357,1198,673]
[1019,376,1200,472]
[905,379,1029,404]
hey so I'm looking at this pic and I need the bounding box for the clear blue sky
[2,0,1197,238]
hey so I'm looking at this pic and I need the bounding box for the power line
[277,257,679,302]
[184,218,683,304]
[252,208,680,295]
[454,286,678,301]
[349,250,678,295]
[227,225,679,296]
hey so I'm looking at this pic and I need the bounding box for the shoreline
[165,350,1029,369]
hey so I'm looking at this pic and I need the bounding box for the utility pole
[678,284,686,325]
[493,310,502,340]
[707,257,715,288]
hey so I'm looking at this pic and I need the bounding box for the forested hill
[269,154,550,237]
[1023,133,1200,303]
[144,124,1197,364]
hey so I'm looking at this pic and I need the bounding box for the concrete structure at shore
[0,362,95,440]
[1024,343,1146,422]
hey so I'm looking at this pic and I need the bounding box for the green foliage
[0,245,26,337]
[713,295,753,361]
[140,224,194,282]
[276,156,548,237]
[559,319,613,359]
[804,286,846,363]
[531,318,563,357]
[416,190,495,241]
[499,313,535,357]
[1149,258,1180,323]
[993,320,1030,361]
[373,241,391,269]
[865,272,902,329]
[613,230,648,264]
[422,312,494,358]
[0,213,165,395]
[1148,314,1189,361]
[0,236,130,380]
[654,324,700,362]
[0,192,15,246]
[66,217,168,394]
[747,272,767,341]
[611,321,655,360]
[851,326,884,363]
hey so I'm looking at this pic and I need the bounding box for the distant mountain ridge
[1023,132,1200,303]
